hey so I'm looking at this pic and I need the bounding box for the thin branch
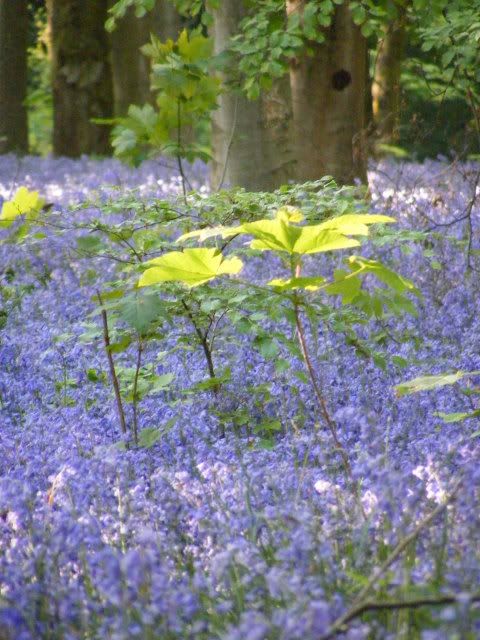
[71,249,137,265]
[420,163,480,270]
[181,298,218,388]
[292,264,365,518]
[97,291,128,437]
[319,475,463,639]
[209,308,229,352]
[293,297,365,515]
[336,592,480,621]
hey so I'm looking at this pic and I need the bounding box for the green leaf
[325,269,362,303]
[86,368,105,383]
[189,369,231,392]
[347,256,420,296]
[176,225,239,243]
[245,210,394,255]
[373,353,387,370]
[107,335,132,353]
[254,418,282,434]
[138,248,243,288]
[177,210,392,256]
[392,356,409,368]
[434,409,480,423]
[138,427,163,448]
[275,358,290,374]
[395,371,480,397]
[275,205,305,222]
[244,216,360,254]
[294,370,309,384]
[267,276,326,291]
[119,292,167,333]
[148,373,174,393]
[0,187,46,227]
[177,29,213,62]
[254,335,279,360]
[317,213,395,236]
[97,289,124,302]
[77,235,106,253]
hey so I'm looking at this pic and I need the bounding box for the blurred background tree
[46,0,113,156]
[108,0,182,117]
[371,0,409,148]
[0,0,29,153]
[1,0,479,180]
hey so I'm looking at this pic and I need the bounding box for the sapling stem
[97,291,128,437]
[291,261,366,519]
[181,298,219,392]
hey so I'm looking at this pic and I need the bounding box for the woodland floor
[0,155,479,639]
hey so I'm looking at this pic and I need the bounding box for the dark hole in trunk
[332,69,351,91]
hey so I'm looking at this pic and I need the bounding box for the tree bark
[108,3,151,116]
[0,0,29,154]
[372,3,407,145]
[47,0,113,156]
[109,0,183,117]
[150,0,183,41]
[209,0,294,191]
[261,76,295,188]
[287,0,367,185]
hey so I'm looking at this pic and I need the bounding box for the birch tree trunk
[372,3,408,145]
[287,0,367,184]
[0,0,29,154]
[47,0,113,156]
[209,0,294,191]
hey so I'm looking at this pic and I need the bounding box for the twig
[291,263,366,519]
[181,298,218,391]
[97,290,128,437]
[293,296,366,517]
[333,591,480,621]
[424,167,480,271]
[319,475,463,639]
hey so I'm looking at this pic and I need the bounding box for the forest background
[0,0,479,190]
[1,2,480,638]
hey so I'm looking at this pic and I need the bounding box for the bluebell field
[0,154,479,639]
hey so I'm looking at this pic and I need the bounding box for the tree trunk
[209,0,294,191]
[150,0,183,41]
[372,3,407,146]
[261,76,295,188]
[287,0,367,185]
[108,3,151,116]
[47,0,113,156]
[0,0,29,154]
[109,0,183,116]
